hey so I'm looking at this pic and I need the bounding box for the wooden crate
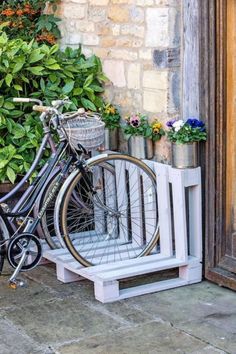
[43,161,202,303]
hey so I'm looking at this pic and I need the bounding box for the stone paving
[0,263,235,354]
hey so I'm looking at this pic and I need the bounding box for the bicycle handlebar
[13,97,43,105]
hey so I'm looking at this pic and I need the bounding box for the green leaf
[29,49,45,64]
[73,87,83,96]
[90,84,104,93]
[49,44,59,55]
[27,66,44,75]
[3,102,14,110]
[0,160,8,169]
[12,60,25,74]
[81,98,96,111]
[5,74,13,87]
[45,63,61,70]
[6,166,16,184]
[13,84,23,91]
[83,74,94,88]
[62,80,75,94]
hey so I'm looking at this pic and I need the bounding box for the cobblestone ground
[0,263,235,354]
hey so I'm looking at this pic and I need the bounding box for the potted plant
[100,103,121,151]
[122,113,153,159]
[166,118,207,168]
[151,120,165,161]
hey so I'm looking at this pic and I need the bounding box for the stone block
[143,89,167,113]
[109,49,138,61]
[75,20,95,33]
[100,36,116,47]
[111,24,121,36]
[168,70,180,113]
[130,6,145,23]
[107,6,130,22]
[62,4,86,19]
[139,48,152,60]
[88,7,107,22]
[153,47,180,68]
[143,70,168,90]
[127,63,141,89]
[82,33,99,46]
[116,37,143,48]
[120,24,145,38]
[103,60,126,87]
[89,0,109,5]
[146,8,169,47]
[136,0,154,5]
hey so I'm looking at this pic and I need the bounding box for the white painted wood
[56,263,83,283]
[42,161,202,303]
[115,160,129,243]
[94,280,119,303]
[128,162,143,246]
[104,165,118,239]
[169,168,188,262]
[93,164,106,234]
[154,163,173,257]
[187,169,202,260]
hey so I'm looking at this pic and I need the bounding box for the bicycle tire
[0,216,8,274]
[60,154,159,267]
[39,171,63,250]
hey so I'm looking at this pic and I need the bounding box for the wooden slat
[127,162,143,246]
[169,168,188,261]
[155,163,172,257]
[115,160,129,243]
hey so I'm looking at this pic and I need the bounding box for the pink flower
[130,115,140,127]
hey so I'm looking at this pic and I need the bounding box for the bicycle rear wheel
[60,154,159,266]
[0,216,9,273]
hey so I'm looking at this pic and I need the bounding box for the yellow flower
[109,106,116,115]
[153,128,160,134]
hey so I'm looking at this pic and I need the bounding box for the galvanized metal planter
[128,136,153,159]
[171,142,198,168]
[104,128,119,151]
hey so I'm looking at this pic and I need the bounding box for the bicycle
[0,98,159,286]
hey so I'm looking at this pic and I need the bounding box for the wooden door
[204,0,236,290]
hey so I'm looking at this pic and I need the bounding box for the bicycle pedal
[8,278,27,289]
[0,203,11,213]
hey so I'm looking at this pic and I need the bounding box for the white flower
[172,120,184,132]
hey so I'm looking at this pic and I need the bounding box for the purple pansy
[186,118,205,131]
[166,119,177,128]
[130,115,140,127]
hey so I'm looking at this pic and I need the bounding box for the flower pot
[104,128,119,151]
[128,136,153,159]
[171,142,198,168]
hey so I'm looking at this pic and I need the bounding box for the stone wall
[57,0,181,161]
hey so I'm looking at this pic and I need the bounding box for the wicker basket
[63,112,105,151]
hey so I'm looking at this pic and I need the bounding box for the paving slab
[1,260,235,354]
[55,321,227,354]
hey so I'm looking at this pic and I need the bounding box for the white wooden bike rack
[43,161,202,303]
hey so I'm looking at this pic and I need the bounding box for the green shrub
[0,32,107,183]
[0,0,60,44]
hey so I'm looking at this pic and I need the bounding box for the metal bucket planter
[104,128,119,151]
[171,142,198,168]
[128,136,153,159]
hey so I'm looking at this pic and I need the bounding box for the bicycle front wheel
[60,154,159,266]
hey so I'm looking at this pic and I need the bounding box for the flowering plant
[166,118,207,144]
[122,113,152,138]
[100,103,121,130]
[0,0,60,44]
[151,120,165,142]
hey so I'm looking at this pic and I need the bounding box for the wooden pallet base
[43,247,202,303]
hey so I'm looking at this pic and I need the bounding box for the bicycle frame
[0,139,71,237]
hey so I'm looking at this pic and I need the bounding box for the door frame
[182,0,236,290]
